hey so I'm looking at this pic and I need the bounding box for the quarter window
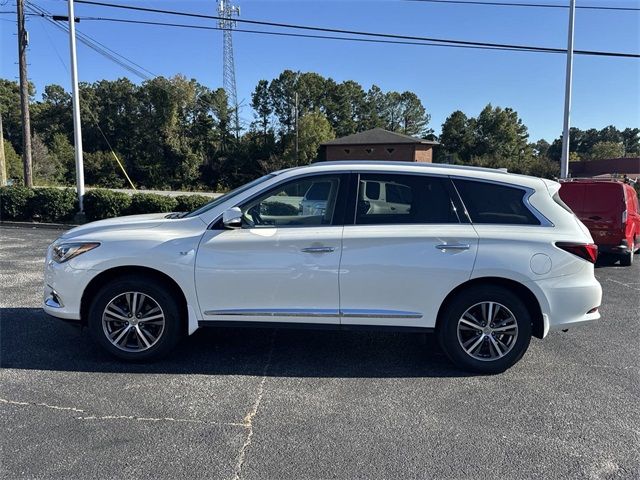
[241,175,341,227]
[453,179,541,225]
[355,174,460,225]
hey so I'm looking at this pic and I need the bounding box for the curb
[0,221,77,230]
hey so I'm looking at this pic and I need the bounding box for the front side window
[454,179,541,225]
[242,175,341,227]
[355,174,460,225]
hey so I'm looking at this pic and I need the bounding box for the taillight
[556,242,598,263]
[622,210,627,225]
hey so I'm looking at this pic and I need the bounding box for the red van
[559,179,640,266]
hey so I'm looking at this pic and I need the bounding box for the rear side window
[356,174,460,225]
[454,179,540,225]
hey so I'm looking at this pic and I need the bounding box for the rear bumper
[528,270,602,336]
[597,242,631,255]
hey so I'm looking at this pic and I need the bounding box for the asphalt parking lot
[1,225,639,480]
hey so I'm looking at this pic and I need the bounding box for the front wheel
[88,276,182,361]
[437,285,532,374]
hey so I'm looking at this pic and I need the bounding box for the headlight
[52,242,100,263]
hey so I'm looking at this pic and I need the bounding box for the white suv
[43,161,602,373]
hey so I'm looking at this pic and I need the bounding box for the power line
[72,0,640,58]
[25,3,246,133]
[26,2,153,79]
[75,16,567,55]
[404,0,640,12]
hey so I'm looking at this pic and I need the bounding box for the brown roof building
[320,128,439,163]
[569,157,640,181]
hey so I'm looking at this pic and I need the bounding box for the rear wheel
[88,276,182,361]
[619,250,633,267]
[438,285,532,374]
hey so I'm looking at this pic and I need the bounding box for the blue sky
[1,0,639,142]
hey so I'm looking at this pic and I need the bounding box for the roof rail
[311,160,510,174]
[561,175,637,185]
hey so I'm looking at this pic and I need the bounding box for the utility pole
[560,0,576,179]
[17,0,33,187]
[67,0,85,213]
[0,112,6,186]
[294,92,299,165]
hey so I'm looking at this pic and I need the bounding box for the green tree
[473,104,530,159]
[268,70,299,134]
[0,79,34,153]
[589,141,625,160]
[3,140,23,182]
[325,80,366,137]
[48,133,74,184]
[32,133,63,185]
[251,79,272,141]
[398,91,430,136]
[294,110,335,165]
[31,84,73,146]
[439,110,474,161]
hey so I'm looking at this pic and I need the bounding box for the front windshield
[184,174,277,218]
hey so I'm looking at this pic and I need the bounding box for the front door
[195,174,348,325]
[339,173,479,328]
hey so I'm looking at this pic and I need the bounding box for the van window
[454,179,540,225]
[365,181,381,200]
[355,174,459,225]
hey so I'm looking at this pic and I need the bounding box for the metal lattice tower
[218,0,240,137]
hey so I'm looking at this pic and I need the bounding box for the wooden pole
[17,0,33,187]
[0,112,6,186]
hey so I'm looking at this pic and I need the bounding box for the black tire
[437,285,532,374]
[619,251,633,267]
[88,275,183,361]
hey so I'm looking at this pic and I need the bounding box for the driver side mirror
[222,207,243,229]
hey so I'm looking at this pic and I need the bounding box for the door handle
[301,246,336,254]
[435,243,470,251]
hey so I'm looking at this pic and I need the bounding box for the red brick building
[569,157,640,181]
[320,128,439,163]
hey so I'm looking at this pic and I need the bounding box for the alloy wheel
[456,301,518,362]
[102,292,165,352]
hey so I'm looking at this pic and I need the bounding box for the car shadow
[0,308,471,378]
[595,254,625,268]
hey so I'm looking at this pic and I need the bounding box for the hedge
[174,194,211,212]
[129,193,178,215]
[29,188,77,222]
[0,186,216,224]
[84,189,132,222]
[0,186,34,221]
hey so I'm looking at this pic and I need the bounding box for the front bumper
[42,253,96,321]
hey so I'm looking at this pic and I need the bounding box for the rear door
[580,184,625,246]
[339,173,478,328]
